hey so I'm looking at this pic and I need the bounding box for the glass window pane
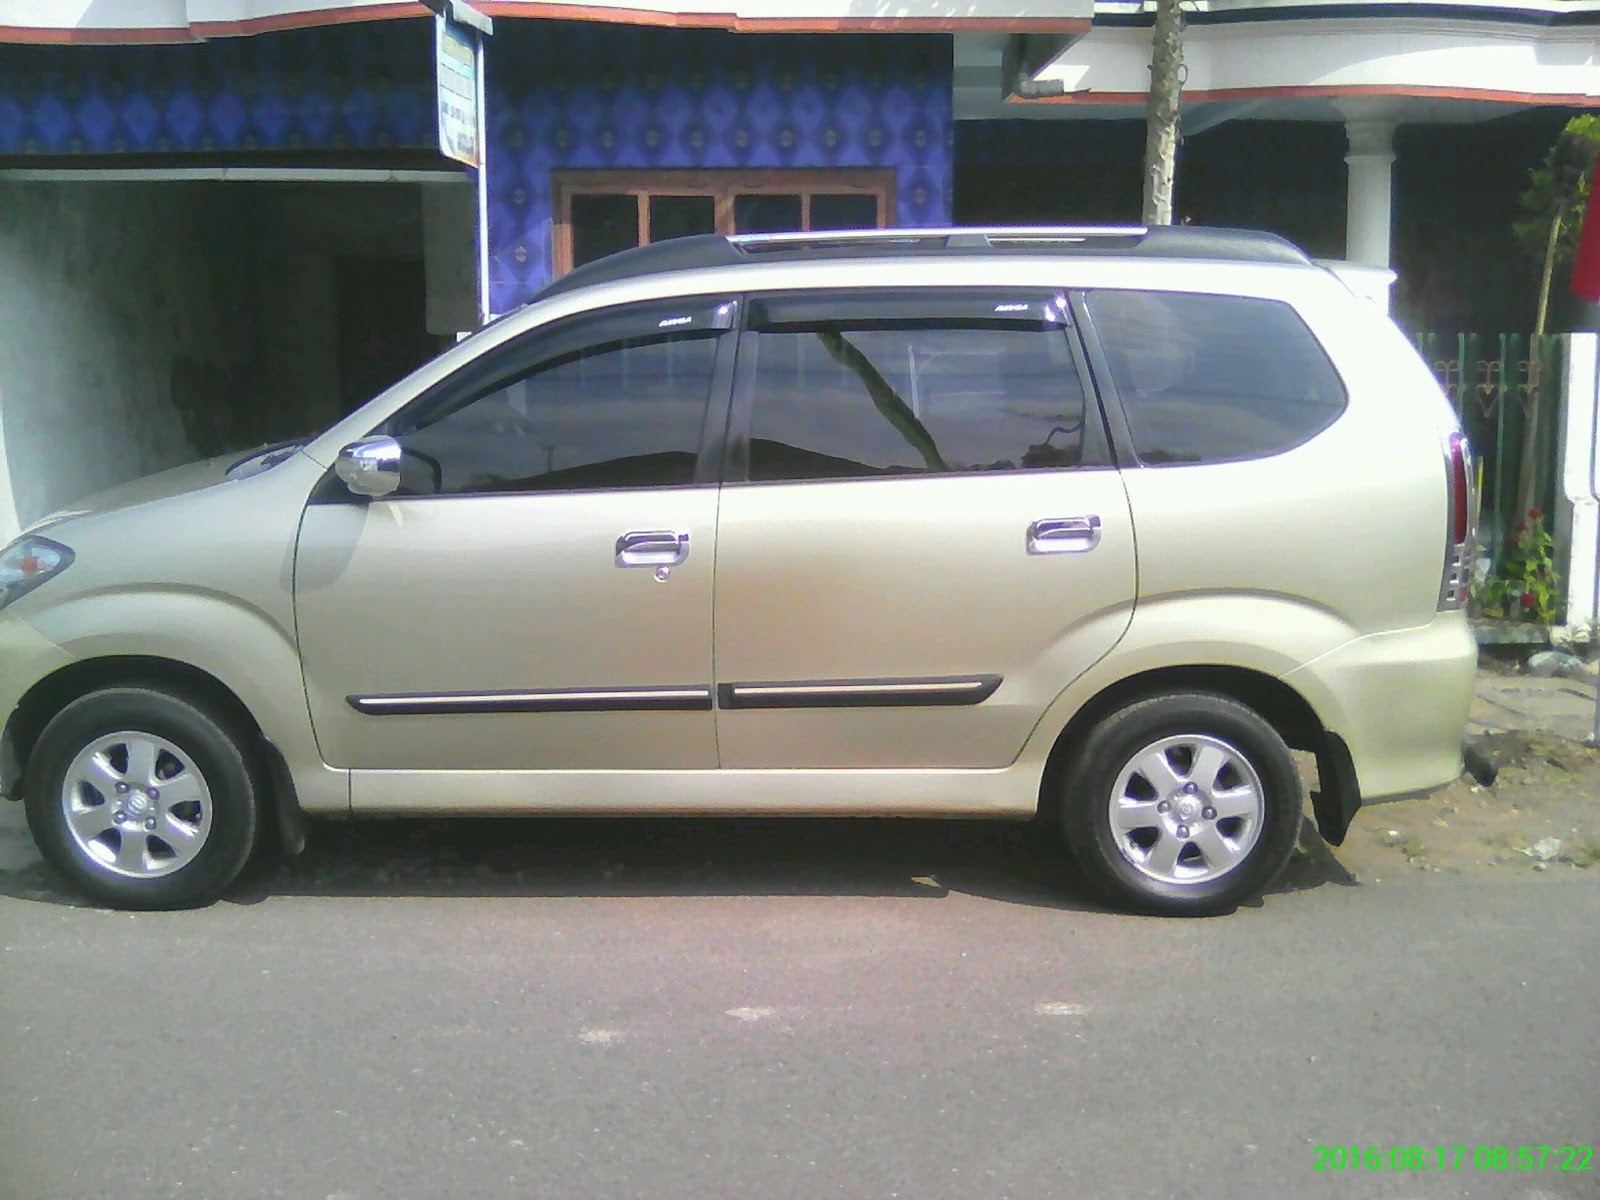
[1083,290,1347,465]
[734,193,803,235]
[570,193,640,268]
[808,193,880,231]
[649,194,717,243]
[398,333,718,494]
[746,322,1087,482]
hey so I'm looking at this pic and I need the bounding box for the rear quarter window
[1083,290,1347,465]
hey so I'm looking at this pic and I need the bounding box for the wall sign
[436,13,480,168]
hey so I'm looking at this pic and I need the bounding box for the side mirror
[335,436,403,498]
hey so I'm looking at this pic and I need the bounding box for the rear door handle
[1028,516,1101,555]
[616,530,690,567]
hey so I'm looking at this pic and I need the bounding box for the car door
[294,296,737,780]
[711,288,1136,770]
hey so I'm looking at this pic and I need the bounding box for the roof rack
[537,225,1311,300]
[731,225,1150,250]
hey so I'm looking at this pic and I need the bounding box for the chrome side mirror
[335,435,402,498]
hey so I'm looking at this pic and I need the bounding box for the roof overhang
[0,0,1093,44]
[970,4,1600,126]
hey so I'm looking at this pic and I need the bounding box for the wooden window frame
[552,169,896,276]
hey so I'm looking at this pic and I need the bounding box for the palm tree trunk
[1142,0,1184,226]
[1518,202,1566,523]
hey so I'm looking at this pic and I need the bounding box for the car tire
[23,687,261,910]
[1060,692,1301,916]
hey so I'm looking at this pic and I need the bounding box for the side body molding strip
[350,677,1004,716]
[718,675,1003,710]
[347,687,715,716]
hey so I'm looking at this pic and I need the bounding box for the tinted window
[734,194,803,234]
[809,194,879,230]
[570,193,640,268]
[744,321,1090,482]
[393,334,717,495]
[1084,290,1346,465]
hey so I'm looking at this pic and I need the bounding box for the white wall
[0,181,251,541]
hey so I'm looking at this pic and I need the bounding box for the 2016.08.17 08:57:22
[1313,1145,1595,1171]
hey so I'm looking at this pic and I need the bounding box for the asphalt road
[1,807,1597,1200]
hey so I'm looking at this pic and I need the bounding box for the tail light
[1439,431,1475,610]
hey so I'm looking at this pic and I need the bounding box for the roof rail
[730,225,1150,250]
[536,225,1311,300]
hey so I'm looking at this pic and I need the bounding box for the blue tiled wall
[0,22,435,155]
[0,21,955,314]
[486,24,954,311]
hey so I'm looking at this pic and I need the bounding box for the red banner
[1574,179,1600,304]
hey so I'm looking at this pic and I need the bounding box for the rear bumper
[1285,613,1477,802]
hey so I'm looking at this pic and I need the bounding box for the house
[1,0,1596,540]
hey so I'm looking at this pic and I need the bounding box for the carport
[0,168,476,536]
[0,18,480,540]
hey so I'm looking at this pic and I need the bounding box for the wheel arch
[5,655,306,853]
[1035,664,1327,823]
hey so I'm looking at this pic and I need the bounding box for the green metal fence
[1412,332,1563,572]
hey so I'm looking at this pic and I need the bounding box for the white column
[1344,119,1396,270]
[1555,332,1599,629]
[421,179,478,337]
[0,407,19,545]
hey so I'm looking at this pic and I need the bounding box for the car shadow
[1,812,1360,912]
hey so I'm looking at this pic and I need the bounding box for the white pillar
[1344,119,1396,270]
[421,179,479,337]
[1555,332,1599,629]
[0,406,19,545]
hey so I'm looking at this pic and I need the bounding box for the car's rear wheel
[23,687,260,910]
[1060,692,1302,916]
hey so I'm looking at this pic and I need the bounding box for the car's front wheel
[1060,692,1302,916]
[23,687,260,910]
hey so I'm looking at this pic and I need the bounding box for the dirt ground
[1310,731,1600,880]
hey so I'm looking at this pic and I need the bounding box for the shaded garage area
[0,175,475,536]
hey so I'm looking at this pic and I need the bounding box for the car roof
[537,225,1315,302]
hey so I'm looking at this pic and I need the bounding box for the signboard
[435,14,480,168]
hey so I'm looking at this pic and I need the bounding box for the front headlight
[0,536,75,612]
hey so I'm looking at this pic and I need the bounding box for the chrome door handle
[616,530,690,567]
[1028,515,1101,555]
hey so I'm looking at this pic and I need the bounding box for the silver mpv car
[0,226,1479,915]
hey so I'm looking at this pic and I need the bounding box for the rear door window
[1082,290,1346,465]
[734,292,1105,482]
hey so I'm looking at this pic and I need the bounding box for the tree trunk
[1517,201,1566,525]
[1142,0,1184,226]
[1533,200,1565,342]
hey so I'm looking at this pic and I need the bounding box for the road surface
[2,810,1596,1200]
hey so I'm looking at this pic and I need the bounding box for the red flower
[1521,592,1537,607]
[1529,507,1543,520]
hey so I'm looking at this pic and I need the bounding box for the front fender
[19,588,348,815]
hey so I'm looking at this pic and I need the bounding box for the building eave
[0,0,1093,44]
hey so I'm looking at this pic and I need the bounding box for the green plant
[1514,115,1600,339]
[1473,508,1562,624]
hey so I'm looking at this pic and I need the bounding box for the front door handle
[1028,515,1101,555]
[616,530,690,567]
